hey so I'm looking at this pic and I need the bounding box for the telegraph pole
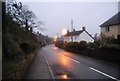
[57,33,59,38]
[71,20,73,42]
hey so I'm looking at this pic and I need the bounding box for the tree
[19,5,36,31]
[35,20,47,31]
[6,0,22,24]
[6,0,46,32]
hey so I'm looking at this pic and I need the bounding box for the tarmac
[25,48,53,79]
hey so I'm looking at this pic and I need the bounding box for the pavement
[25,48,53,79]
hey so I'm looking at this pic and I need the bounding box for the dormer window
[105,26,110,32]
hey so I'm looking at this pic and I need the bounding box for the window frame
[105,26,110,32]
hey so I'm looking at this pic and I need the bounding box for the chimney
[73,29,75,32]
[67,30,69,33]
[82,27,86,31]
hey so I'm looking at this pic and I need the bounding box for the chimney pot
[67,30,69,33]
[82,27,86,31]
[73,29,75,32]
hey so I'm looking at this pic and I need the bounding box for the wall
[64,36,71,42]
[101,25,120,38]
[72,35,79,42]
[78,31,94,42]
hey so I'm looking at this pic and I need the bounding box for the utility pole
[71,20,73,31]
[71,20,73,42]
[57,33,59,38]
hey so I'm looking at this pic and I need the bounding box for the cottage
[100,12,120,39]
[63,27,94,43]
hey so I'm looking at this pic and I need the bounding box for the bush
[73,42,78,45]
[87,42,98,48]
[72,42,79,48]
[102,44,120,50]
[65,42,73,48]
[79,40,87,45]
[109,39,118,44]
[78,43,87,50]
[94,41,100,46]
[63,42,87,50]
[55,41,64,48]
[4,35,23,60]
[20,42,36,54]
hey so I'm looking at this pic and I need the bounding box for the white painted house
[63,27,95,42]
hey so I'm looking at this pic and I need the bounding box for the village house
[63,27,95,43]
[100,12,120,39]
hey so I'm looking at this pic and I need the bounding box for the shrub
[73,42,78,45]
[6,38,23,60]
[65,42,73,48]
[77,43,87,50]
[79,40,87,45]
[20,42,36,54]
[65,41,87,50]
[102,44,120,50]
[87,42,98,48]
[55,41,64,48]
[72,42,79,48]
[94,41,100,47]
[109,39,118,44]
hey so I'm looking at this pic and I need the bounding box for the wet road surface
[42,44,120,80]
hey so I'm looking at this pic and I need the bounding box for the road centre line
[90,67,119,81]
[43,54,55,80]
[59,52,119,80]
[58,52,80,64]
[67,57,80,63]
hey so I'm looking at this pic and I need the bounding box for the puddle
[55,71,74,79]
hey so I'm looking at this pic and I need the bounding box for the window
[105,26,110,32]
[75,36,76,39]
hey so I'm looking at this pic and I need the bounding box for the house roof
[84,30,95,40]
[100,12,120,27]
[64,30,95,40]
[65,30,83,36]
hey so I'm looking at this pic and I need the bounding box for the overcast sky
[22,2,118,38]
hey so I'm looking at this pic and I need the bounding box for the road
[40,44,120,80]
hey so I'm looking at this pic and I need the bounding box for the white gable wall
[78,31,94,42]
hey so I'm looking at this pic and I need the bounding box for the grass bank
[3,15,39,79]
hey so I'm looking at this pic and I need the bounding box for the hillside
[3,14,39,79]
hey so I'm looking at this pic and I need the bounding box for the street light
[62,29,67,43]
[62,29,67,35]
[54,36,58,42]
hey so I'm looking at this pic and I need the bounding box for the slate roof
[65,30,83,36]
[64,30,95,40]
[100,12,120,27]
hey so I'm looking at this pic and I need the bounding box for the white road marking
[43,54,55,80]
[67,57,80,63]
[58,52,80,64]
[55,50,119,80]
[90,67,119,81]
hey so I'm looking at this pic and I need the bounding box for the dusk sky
[22,1,118,38]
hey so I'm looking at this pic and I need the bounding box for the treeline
[2,1,52,79]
